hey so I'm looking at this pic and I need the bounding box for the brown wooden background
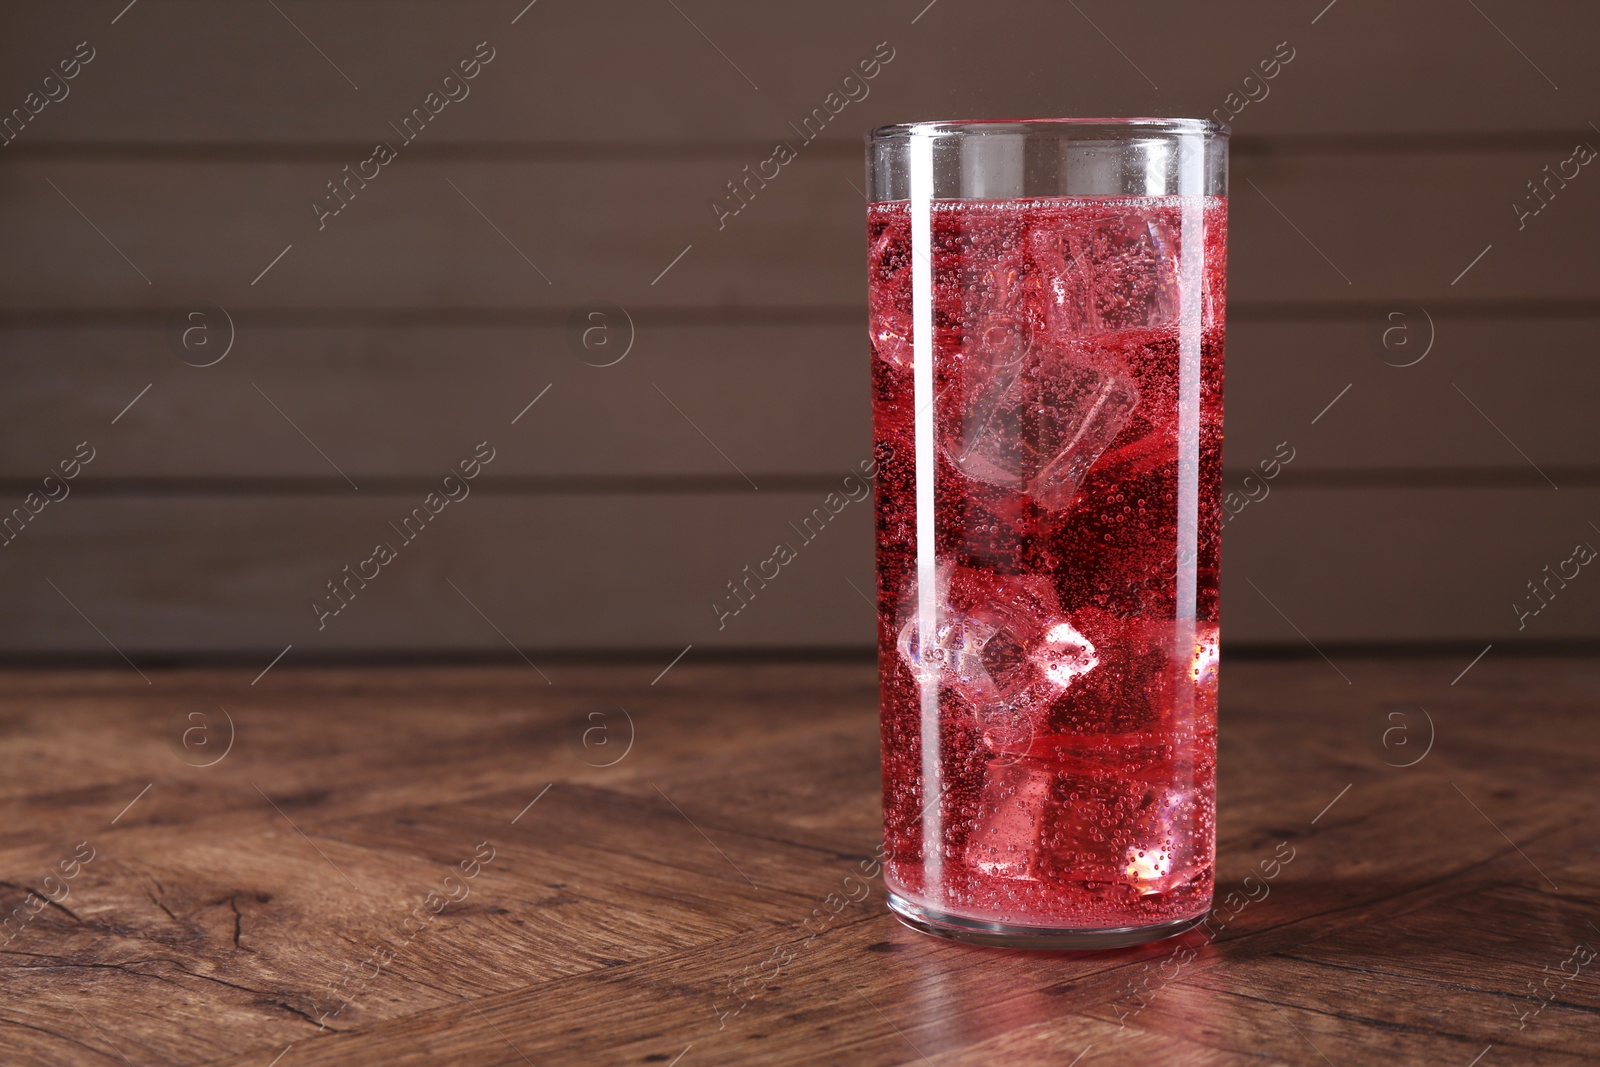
[2,0,1598,660]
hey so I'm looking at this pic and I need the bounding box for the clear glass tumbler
[866,118,1227,949]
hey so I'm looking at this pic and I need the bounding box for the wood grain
[1,657,1595,1065]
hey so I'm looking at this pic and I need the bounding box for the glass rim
[868,117,1229,141]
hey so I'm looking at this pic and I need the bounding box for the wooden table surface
[2,656,1597,1066]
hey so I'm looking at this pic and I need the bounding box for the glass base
[886,891,1205,951]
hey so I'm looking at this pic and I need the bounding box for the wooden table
[2,657,1596,1066]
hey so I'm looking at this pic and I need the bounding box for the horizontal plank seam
[12,301,1600,327]
[6,471,1600,498]
[3,132,1598,161]
[5,644,1600,670]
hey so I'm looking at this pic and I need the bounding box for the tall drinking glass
[866,118,1227,949]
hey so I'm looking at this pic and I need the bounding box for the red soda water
[869,196,1225,932]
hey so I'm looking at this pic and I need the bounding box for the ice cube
[868,221,915,369]
[1051,611,1180,735]
[1116,785,1204,897]
[896,564,1099,740]
[869,306,914,369]
[965,757,1051,880]
[965,753,1207,895]
[962,754,1191,883]
[1190,625,1219,689]
[1027,210,1181,336]
[897,612,1000,696]
[945,345,1139,511]
[1036,620,1099,687]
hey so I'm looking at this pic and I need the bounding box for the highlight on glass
[866,118,1228,949]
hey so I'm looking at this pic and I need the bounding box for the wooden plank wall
[1,0,1597,657]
